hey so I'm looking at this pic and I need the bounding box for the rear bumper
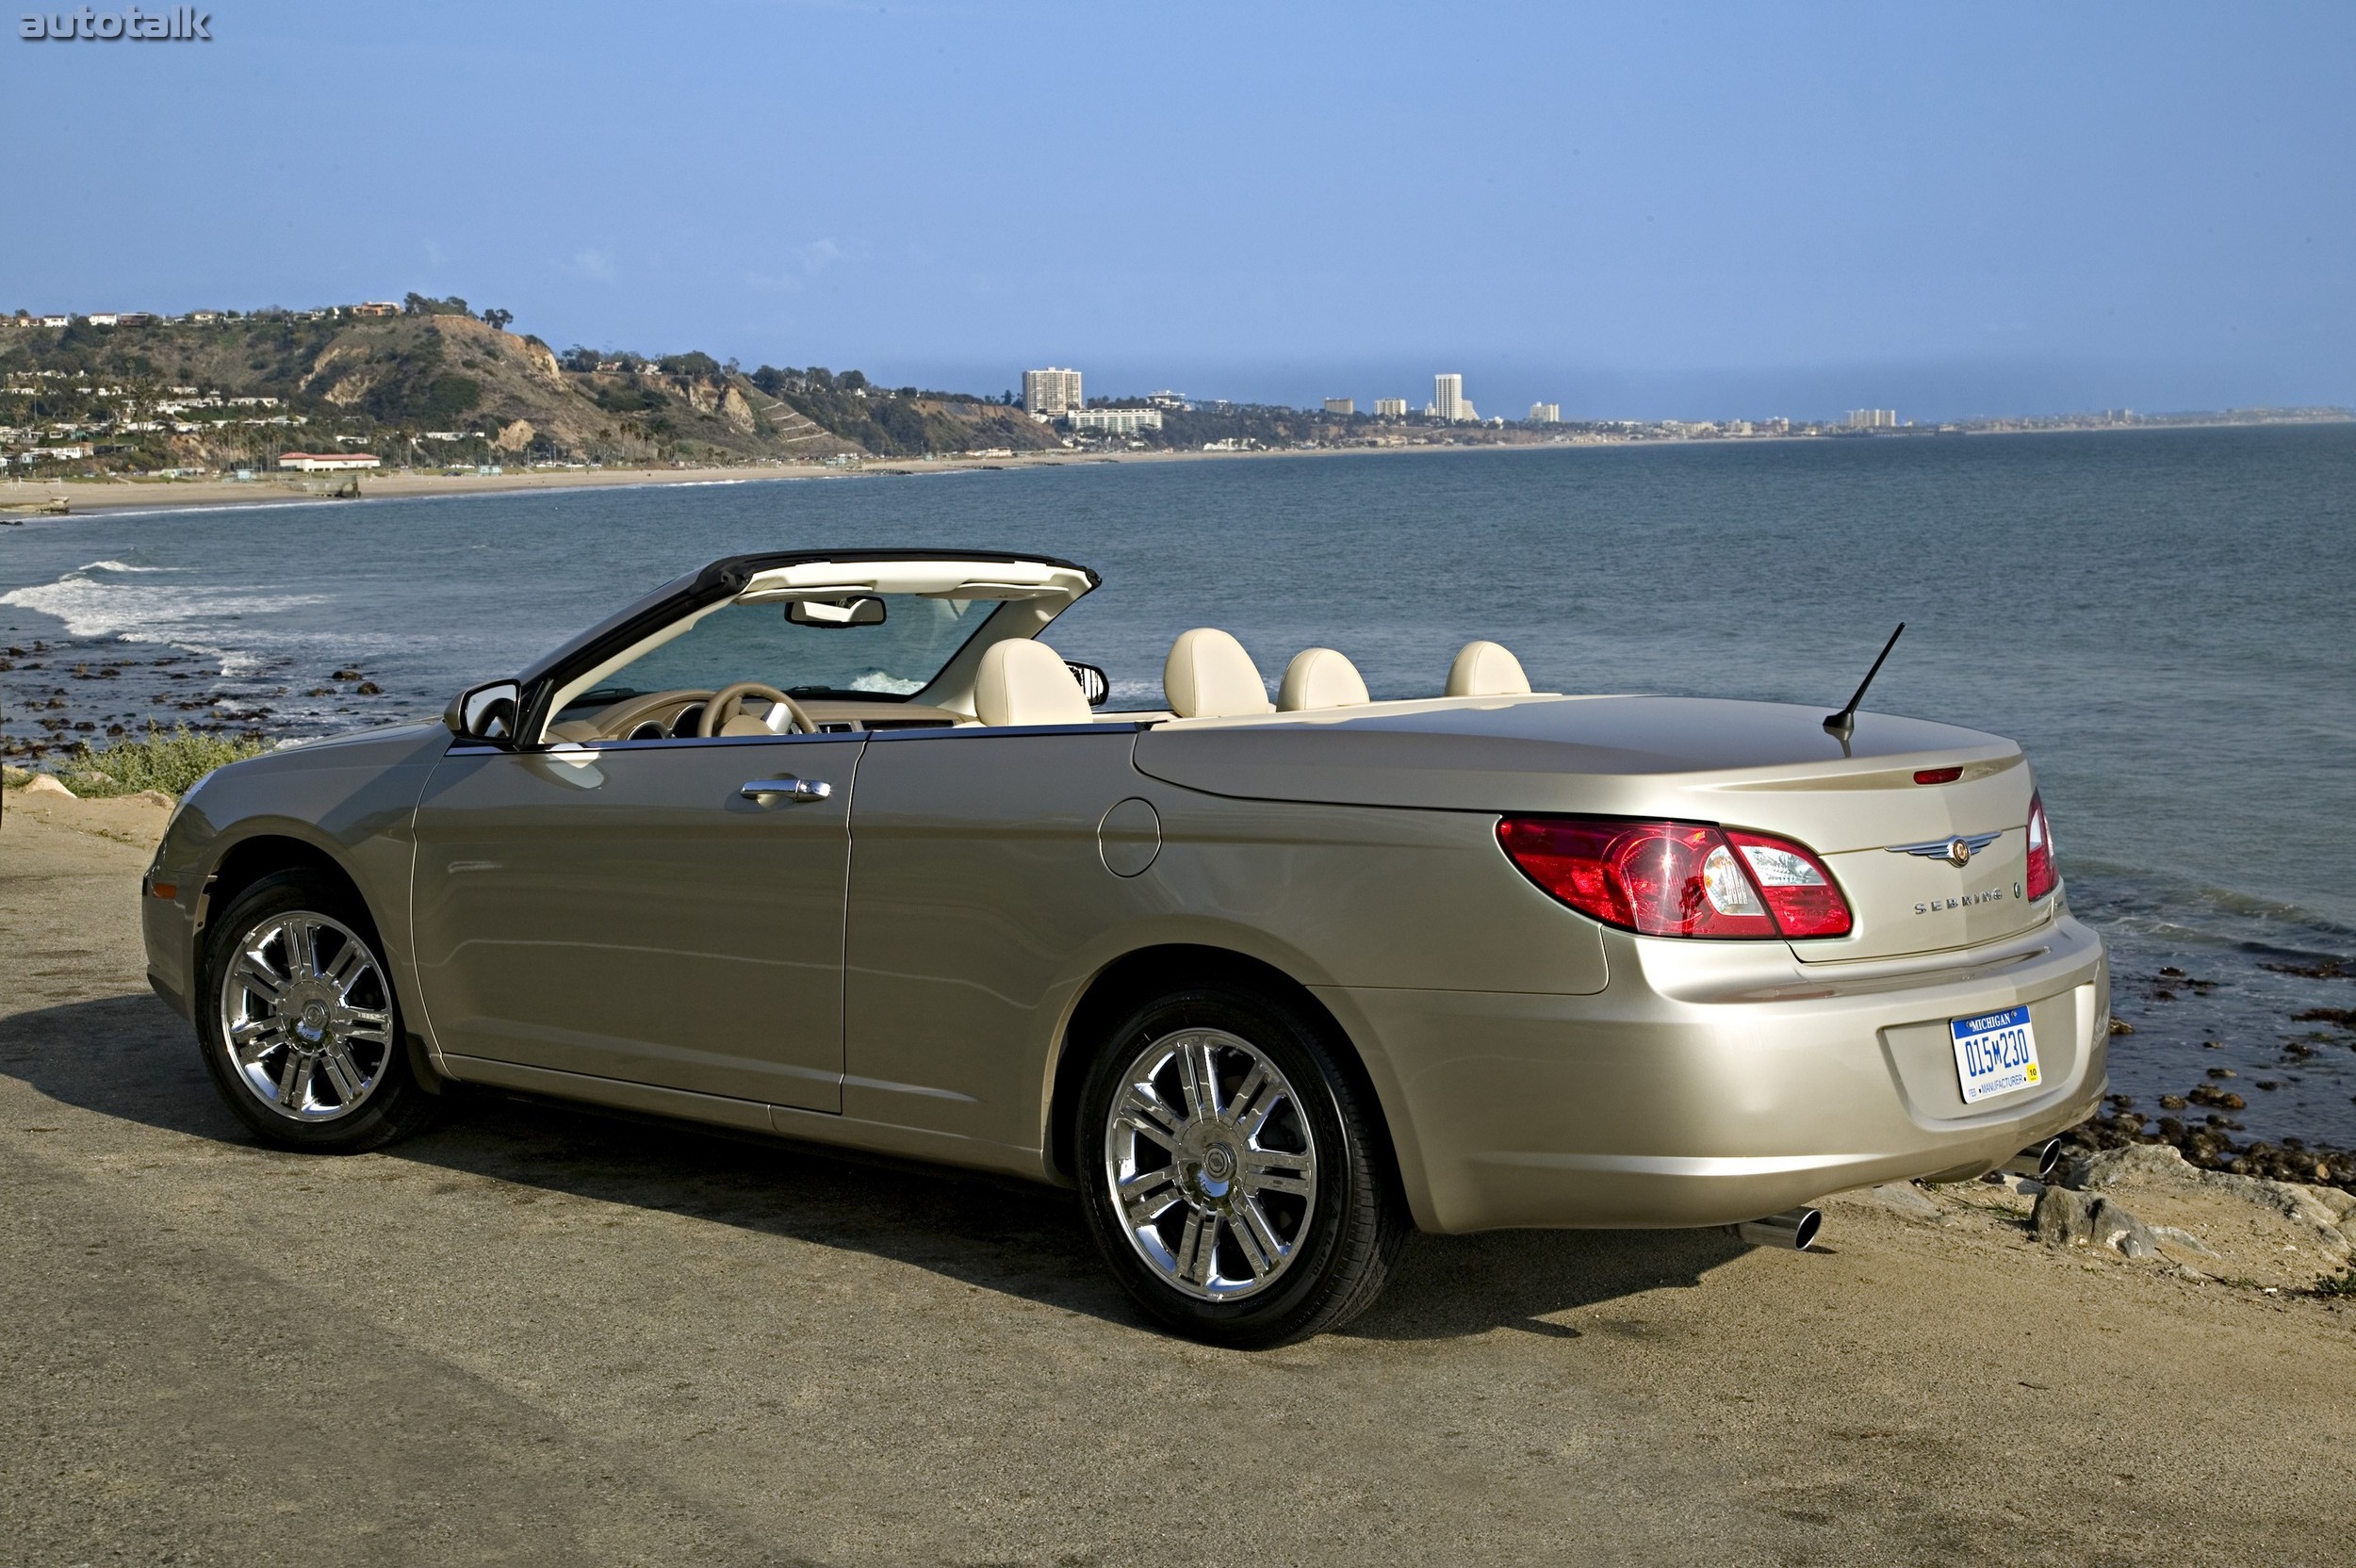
[1321,909,2108,1233]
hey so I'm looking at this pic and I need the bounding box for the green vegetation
[0,302,1066,472]
[2317,1267,2356,1298]
[58,725,273,798]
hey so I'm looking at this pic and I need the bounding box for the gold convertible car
[141,549,2106,1345]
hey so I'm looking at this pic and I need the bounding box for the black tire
[1075,984,1408,1348]
[196,868,439,1152]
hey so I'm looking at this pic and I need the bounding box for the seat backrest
[974,638,1092,727]
[1447,640,1531,697]
[1278,646,1370,710]
[1163,628,1274,718]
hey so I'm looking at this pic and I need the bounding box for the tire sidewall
[1075,986,1374,1346]
[197,869,424,1152]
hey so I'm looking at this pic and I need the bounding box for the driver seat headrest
[1164,628,1274,718]
[974,638,1093,727]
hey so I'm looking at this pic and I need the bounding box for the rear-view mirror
[445,678,521,744]
[788,595,887,629]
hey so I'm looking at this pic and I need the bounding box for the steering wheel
[698,681,816,738]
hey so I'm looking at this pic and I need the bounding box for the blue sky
[4,1,2351,420]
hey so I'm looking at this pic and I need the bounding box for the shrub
[60,725,274,799]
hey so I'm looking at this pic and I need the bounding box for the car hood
[1133,694,2026,855]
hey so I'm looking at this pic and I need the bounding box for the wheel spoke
[322,937,372,998]
[283,919,320,980]
[1242,1147,1315,1198]
[275,1051,310,1109]
[234,951,288,1004]
[1176,1037,1218,1123]
[1231,1194,1283,1279]
[1117,1086,1184,1149]
[338,1007,392,1046]
[1176,1210,1218,1287]
[1221,1061,1268,1123]
[1236,1074,1288,1138]
[230,1020,281,1066]
[318,1042,367,1103]
[1119,1166,1184,1226]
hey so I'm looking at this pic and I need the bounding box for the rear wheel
[1076,985,1407,1348]
[197,869,438,1152]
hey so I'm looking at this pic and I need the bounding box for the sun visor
[734,559,1094,605]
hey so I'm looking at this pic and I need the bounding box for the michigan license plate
[1952,1004,2041,1104]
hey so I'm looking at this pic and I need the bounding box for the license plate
[1952,1004,2041,1104]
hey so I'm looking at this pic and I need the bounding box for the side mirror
[1065,661,1110,708]
[788,595,887,629]
[445,678,521,744]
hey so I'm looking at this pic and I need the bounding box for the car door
[842,724,1164,1151]
[410,729,861,1113]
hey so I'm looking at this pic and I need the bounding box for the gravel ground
[6,791,2356,1567]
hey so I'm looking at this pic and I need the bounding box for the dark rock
[2034,1186,2096,1247]
[332,667,364,680]
[354,681,383,695]
[2108,1017,2135,1036]
[2159,1095,2187,1110]
[2205,1068,2237,1079]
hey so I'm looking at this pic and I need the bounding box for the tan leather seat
[1278,647,1370,710]
[974,638,1093,727]
[1447,640,1531,697]
[1163,629,1274,718]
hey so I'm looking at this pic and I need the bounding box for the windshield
[557,593,999,715]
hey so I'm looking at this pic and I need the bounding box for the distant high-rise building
[1374,398,1408,419]
[1023,368,1083,417]
[1528,402,1561,424]
[1432,373,1475,423]
[1844,408,1897,429]
[1323,398,1355,416]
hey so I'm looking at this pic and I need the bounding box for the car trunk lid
[1133,694,2048,961]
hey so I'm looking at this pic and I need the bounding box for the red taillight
[2024,791,2058,901]
[1913,766,1962,785]
[1497,817,1852,940]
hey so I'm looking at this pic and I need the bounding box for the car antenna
[1823,623,1905,740]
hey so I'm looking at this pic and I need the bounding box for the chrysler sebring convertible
[140,549,2106,1345]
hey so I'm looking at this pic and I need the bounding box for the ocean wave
[0,570,329,651]
[81,560,188,574]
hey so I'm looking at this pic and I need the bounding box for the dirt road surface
[6,793,2353,1566]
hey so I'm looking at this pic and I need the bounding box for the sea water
[5,426,2352,1141]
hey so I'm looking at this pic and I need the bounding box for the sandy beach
[18,446,1344,518]
[6,781,2356,1564]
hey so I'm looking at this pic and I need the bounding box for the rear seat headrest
[1447,640,1530,697]
[1164,628,1274,718]
[1278,647,1370,710]
[974,638,1092,727]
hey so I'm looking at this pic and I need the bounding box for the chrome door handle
[741,777,832,802]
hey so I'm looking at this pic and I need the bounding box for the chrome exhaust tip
[1999,1139,2064,1182]
[1733,1207,1822,1250]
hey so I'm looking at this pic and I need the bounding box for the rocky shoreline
[0,635,401,768]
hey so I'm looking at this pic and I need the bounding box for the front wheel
[1076,985,1407,1348]
[197,869,438,1152]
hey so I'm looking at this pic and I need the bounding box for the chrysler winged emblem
[1888,830,2000,868]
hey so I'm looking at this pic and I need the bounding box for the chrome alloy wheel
[1102,1028,1320,1302]
[215,911,395,1122]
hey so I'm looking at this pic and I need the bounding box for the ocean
[6,426,2353,1146]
